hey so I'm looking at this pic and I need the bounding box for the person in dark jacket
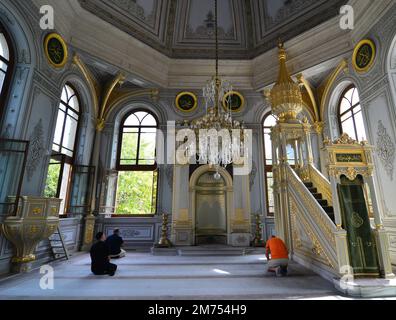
[90,232,117,276]
[106,229,126,259]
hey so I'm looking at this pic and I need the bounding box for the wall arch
[58,72,96,117]
[323,76,363,140]
[58,72,97,165]
[189,165,234,245]
[387,33,396,111]
[0,0,38,137]
[107,99,166,170]
[0,0,38,67]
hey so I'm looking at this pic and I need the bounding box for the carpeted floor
[0,252,365,300]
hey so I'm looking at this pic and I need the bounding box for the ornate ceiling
[78,0,348,59]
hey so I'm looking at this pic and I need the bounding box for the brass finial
[276,42,292,83]
[269,41,303,122]
[277,39,287,62]
[277,38,283,49]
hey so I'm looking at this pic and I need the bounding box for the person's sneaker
[275,267,282,277]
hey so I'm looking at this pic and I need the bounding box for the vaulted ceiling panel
[171,0,248,59]
[78,0,348,59]
[79,0,171,52]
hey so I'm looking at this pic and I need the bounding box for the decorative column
[365,175,394,278]
[313,121,325,171]
[172,164,193,246]
[81,214,96,251]
[265,42,305,251]
[78,121,102,252]
[302,119,314,166]
[328,174,350,275]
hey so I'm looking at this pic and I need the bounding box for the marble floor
[0,251,387,300]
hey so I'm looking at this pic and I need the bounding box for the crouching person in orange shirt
[265,235,289,277]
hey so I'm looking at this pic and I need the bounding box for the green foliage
[115,131,157,214]
[120,131,138,163]
[116,171,156,214]
[44,162,61,198]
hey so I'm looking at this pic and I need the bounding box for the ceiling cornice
[29,0,394,91]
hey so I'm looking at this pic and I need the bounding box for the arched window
[53,84,80,157]
[338,85,367,141]
[44,84,81,215]
[0,24,14,121]
[115,110,158,215]
[263,113,277,216]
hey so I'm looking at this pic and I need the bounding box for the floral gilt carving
[376,121,395,180]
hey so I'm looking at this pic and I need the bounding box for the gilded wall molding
[104,88,160,124]
[297,74,319,122]
[319,59,348,121]
[72,55,100,119]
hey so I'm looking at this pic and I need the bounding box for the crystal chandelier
[188,0,245,175]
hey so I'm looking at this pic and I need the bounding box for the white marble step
[178,250,245,256]
[177,246,259,256]
[151,245,265,256]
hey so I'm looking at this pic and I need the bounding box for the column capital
[313,121,325,135]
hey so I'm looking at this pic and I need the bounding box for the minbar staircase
[303,182,335,224]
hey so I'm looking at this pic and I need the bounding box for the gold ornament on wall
[352,39,376,73]
[175,92,198,113]
[44,33,68,68]
[222,91,245,113]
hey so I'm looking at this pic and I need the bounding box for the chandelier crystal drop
[187,0,246,175]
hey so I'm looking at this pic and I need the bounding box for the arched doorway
[189,165,234,246]
[195,172,227,245]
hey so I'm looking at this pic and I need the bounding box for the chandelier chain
[215,0,218,80]
[185,0,246,171]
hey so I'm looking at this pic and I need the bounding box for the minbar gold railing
[308,164,333,205]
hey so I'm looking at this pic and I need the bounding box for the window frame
[45,83,82,217]
[52,83,82,162]
[114,109,159,217]
[116,109,159,171]
[0,24,15,123]
[337,85,365,141]
[263,112,276,217]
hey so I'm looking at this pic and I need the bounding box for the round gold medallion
[352,39,376,73]
[222,91,245,113]
[44,33,68,68]
[175,92,198,113]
